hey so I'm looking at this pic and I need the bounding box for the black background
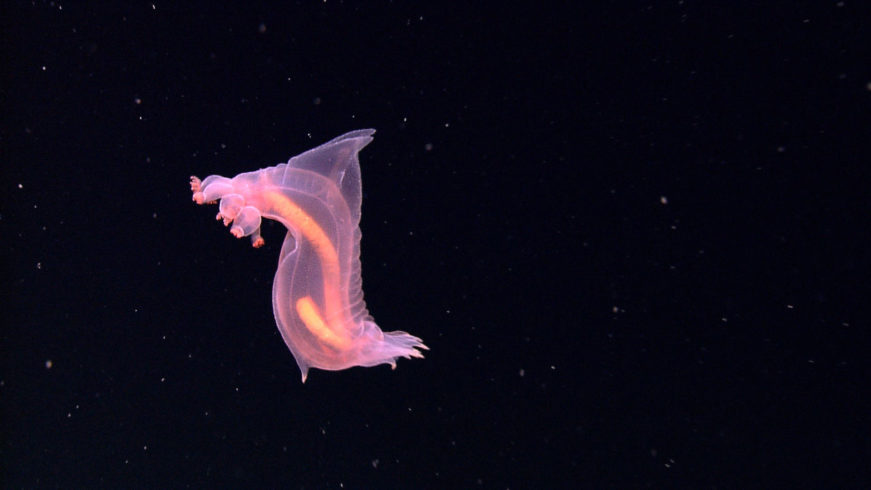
[2,2,869,488]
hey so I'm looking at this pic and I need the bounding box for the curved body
[191,130,426,382]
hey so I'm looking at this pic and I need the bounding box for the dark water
[2,2,868,488]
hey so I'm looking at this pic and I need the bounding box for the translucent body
[191,130,427,382]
